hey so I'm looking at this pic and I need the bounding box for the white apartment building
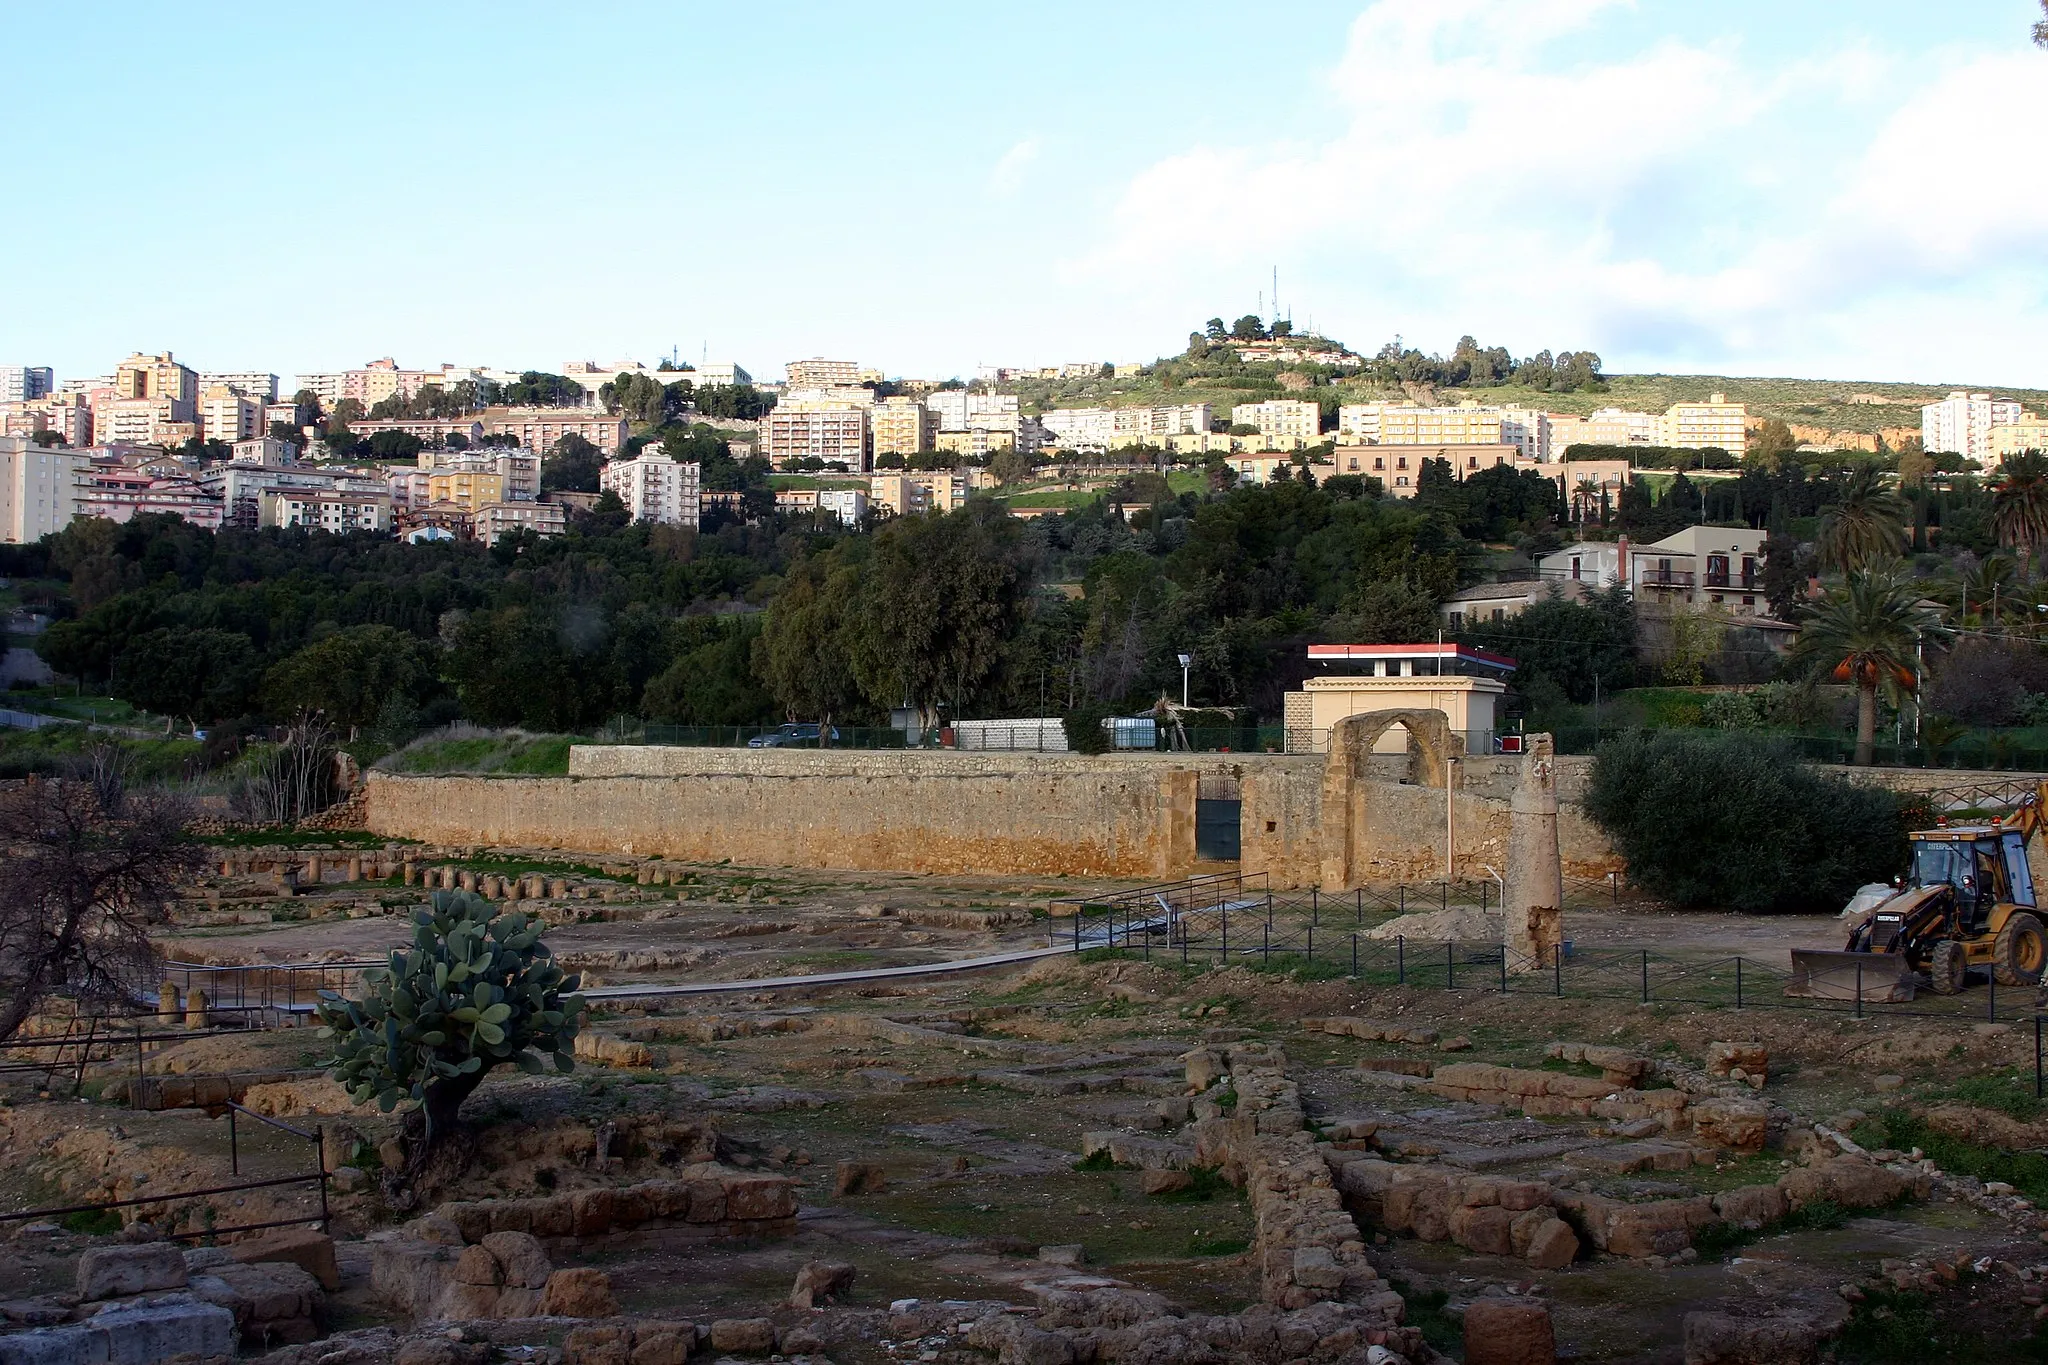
[258,489,394,534]
[599,448,701,526]
[1659,393,1747,453]
[1038,403,1211,451]
[199,372,279,402]
[688,362,751,388]
[1924,391,2023,462]
[0,367,53,404]
[1231,400,1322,444]
[474,500,567,543]
[925,391,1019,429]
[0,436,85,542]
[96,398,185,447]
[1549,408,1661,453]
[199,387,264,445]
[785,357,861,389]
[761,406,870,470]
[817,488,868,526]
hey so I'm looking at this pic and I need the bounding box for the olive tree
[317,891,583,1200]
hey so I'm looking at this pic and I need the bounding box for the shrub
[1582,730,1911,912]
[1063,706,1113,754]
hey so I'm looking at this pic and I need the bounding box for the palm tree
[1992,450,2048,566]
[1573,478,1601,526]
[1795,565,1941,766]
[1815,465,1907,573]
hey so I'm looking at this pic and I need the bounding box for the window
[1570,555,1582,580]
[1373,457,1384,470]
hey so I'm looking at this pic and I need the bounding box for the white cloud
[987,135,1043,199]
[1073,1,2048,381]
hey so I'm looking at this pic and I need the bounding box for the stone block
[723,1174,796,1222]
[707,1318,774,1353]
[94,1296,238,1365]
[1705,1043,1769,1082]
[1498,1181,1552,1213]
[480,1232,552,1290]
[451,1246,502,1287]
[1141,1169,1193,1195]
[1711,1184,1787,1229]
[831,1161,886,1197]
[682,1179,726,1223]
[537,1269,617,1319]
[78,1244,188,1301]
[1778,1156,1910,1212]
[1449,1204,1515,1257]
[628,1327,691,1365]
[789,1259,856,1309]
[1690,1099,1768,1154]
[1523,1217,1579,1270]
[528,1195,576,1239]
[230,1228,340,1292]
[190,1262,322,1345]
[1465,1298,1556,1365]
[1291,1247,1346,1290]
[1683,1311,1822,1365]
[570,1188,616,1238]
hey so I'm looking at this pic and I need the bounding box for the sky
[6,1,2046,389]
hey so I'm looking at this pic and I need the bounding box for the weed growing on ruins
[1688,1199,1849,1262]
[1237,952,1350,982]
[1073,1150,1120,1172]
[1857,1109,2048,1202]
[60,1208,122,1235]
[1938,1073,2046,1122]
[1147,1167,1233,1203]
[1389,1282,1462,1355]
[1833,1281,2048,1365]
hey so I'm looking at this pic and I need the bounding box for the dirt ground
[8,853,2048,1363]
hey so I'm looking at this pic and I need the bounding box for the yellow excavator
[1788,782,2048,1001]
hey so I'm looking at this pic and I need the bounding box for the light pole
[1177,652,1192,708]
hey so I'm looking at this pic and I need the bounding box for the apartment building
[1329,443,1520,495]
[761,406,869,470]
[198,386,264,444]
[198,372,279,402]
[200,458,386,529]
[95,398,185,447]
[1231,400,1321,445]
[0,393,91,446]
[231,437,299,468]
[871,396,937,457]
[785,357,861,389]
[427,470,508,511]
[1924,391,2024,462]
[934,426,1018,457]
[481,408,628,453]
[1660,393,1748,453]
[113,352,198,417]
[688,362,752,388]
[1627,526,1771,615]
[1549,408,1662,452]
[870,472,966,516]
[0,367,53,404]
[0,436,85,542]
[258,489,394,534]
[925,391,1017,429]
[817,488,868,526]
[1986,414,2048,467]
[418,447,540,500]
[75,465,224,530]
[474,500,566,543]
[1038,403,1211,451]
[599,448,701,526]
[349,417,487,448]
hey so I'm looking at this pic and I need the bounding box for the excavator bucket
[1785,949,1917,1003]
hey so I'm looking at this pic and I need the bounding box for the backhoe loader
[1787,782,2048,1002]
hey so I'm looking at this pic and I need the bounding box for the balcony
[1704,571,1758,590]
[1639,569,1695,588]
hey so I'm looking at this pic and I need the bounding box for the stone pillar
[345,856,362,883]
[402,861,417,886]
[549,878,569,900]
[457,870,476,893]
[185,988,211,1031]
[1504,734,1564,972]
[157,982,181,1023]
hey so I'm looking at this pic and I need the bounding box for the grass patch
[201,828,405,849]
[376,726,578,776]
[61,1208,123,1236]
[1689,1198,1850,1262]
[1390,1282,1463,1355]
[1935,1073,2046,1123]
[1834,1283,2048,1364]
[1186,1233,1249,1257]
[1237,951,1351,982]
[1073,1150,1121,1173]
[1855,1108,2048,1203]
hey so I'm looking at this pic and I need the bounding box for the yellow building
[427,470,508,511]
[871,396,935,457]
[1660,392,1747,454]
[934,426,1015,457]
[114,351,197,414]
[1230,399,1321,444]
[1986,415,2048,468]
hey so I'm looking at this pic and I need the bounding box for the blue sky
[6,1,2045,388]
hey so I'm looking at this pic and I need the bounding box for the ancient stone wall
[366,746,1621,888]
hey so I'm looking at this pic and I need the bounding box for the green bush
[1582,730,1910,912]
[1063,707,1113,754]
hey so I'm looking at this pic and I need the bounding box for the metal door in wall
[1195,771,1242,862]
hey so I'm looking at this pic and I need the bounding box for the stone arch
[1317,708,1465,892]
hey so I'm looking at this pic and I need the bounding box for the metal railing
[165,959,383,1018]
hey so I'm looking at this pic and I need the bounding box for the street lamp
[1177,652,1193,708]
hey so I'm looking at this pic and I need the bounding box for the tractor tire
[1929,939,1969,995]
[1994,912,2048,987]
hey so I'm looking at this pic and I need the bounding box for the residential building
[75,464,223,530]
[231,437,299,468]
[198,372,279,402]
[1225,454,1297,486]
[817,488,868,526]
[292,371,346,408]
[258,488,394,534]
[774,487,820,514]
[871,396,937,457]
[934,426,1015,457]
[1985,414,2048,467]
[198,386,264,444]
[95,398,185,447]
[348,417,486,448]
[782,385,875,408]
[427,470,508,511]
[1338,402,1503,448]
[1534,458,1634,517]
[1660,393,1748,454]
[1627,525,1770,615]
[0,367,53,404]
[1231,399,1321,444]
[417,446,540,500]
[869,472,966,516]
[1282,643,1515,756]
[474,501,566,543]
[785,358,861,389]
[687,362,752,388]
[761,406,869,470]
[0,393,90,446]
[1038,403,1212,452]
[0,436,85,542]
[1923,391,2024,462]
[199,459,387,529]
[599,447,700,526]
[1340,443,1520,495]
[1536,540,1626,588]
[925,391,1019,430]
[481,407,628,453]
[113,352,197,417]
[1551,408,1660,452]
[1438,578,1595,628]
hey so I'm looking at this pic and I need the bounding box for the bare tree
[0,778,206,1043]
[235,716,338,826]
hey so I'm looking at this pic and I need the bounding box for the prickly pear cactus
[316,889,584,1121]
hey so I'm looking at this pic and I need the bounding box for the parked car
[748,723,841,748]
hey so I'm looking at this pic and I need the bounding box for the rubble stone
[77,1244,188,1301]
[1465,1298,1556,1365]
